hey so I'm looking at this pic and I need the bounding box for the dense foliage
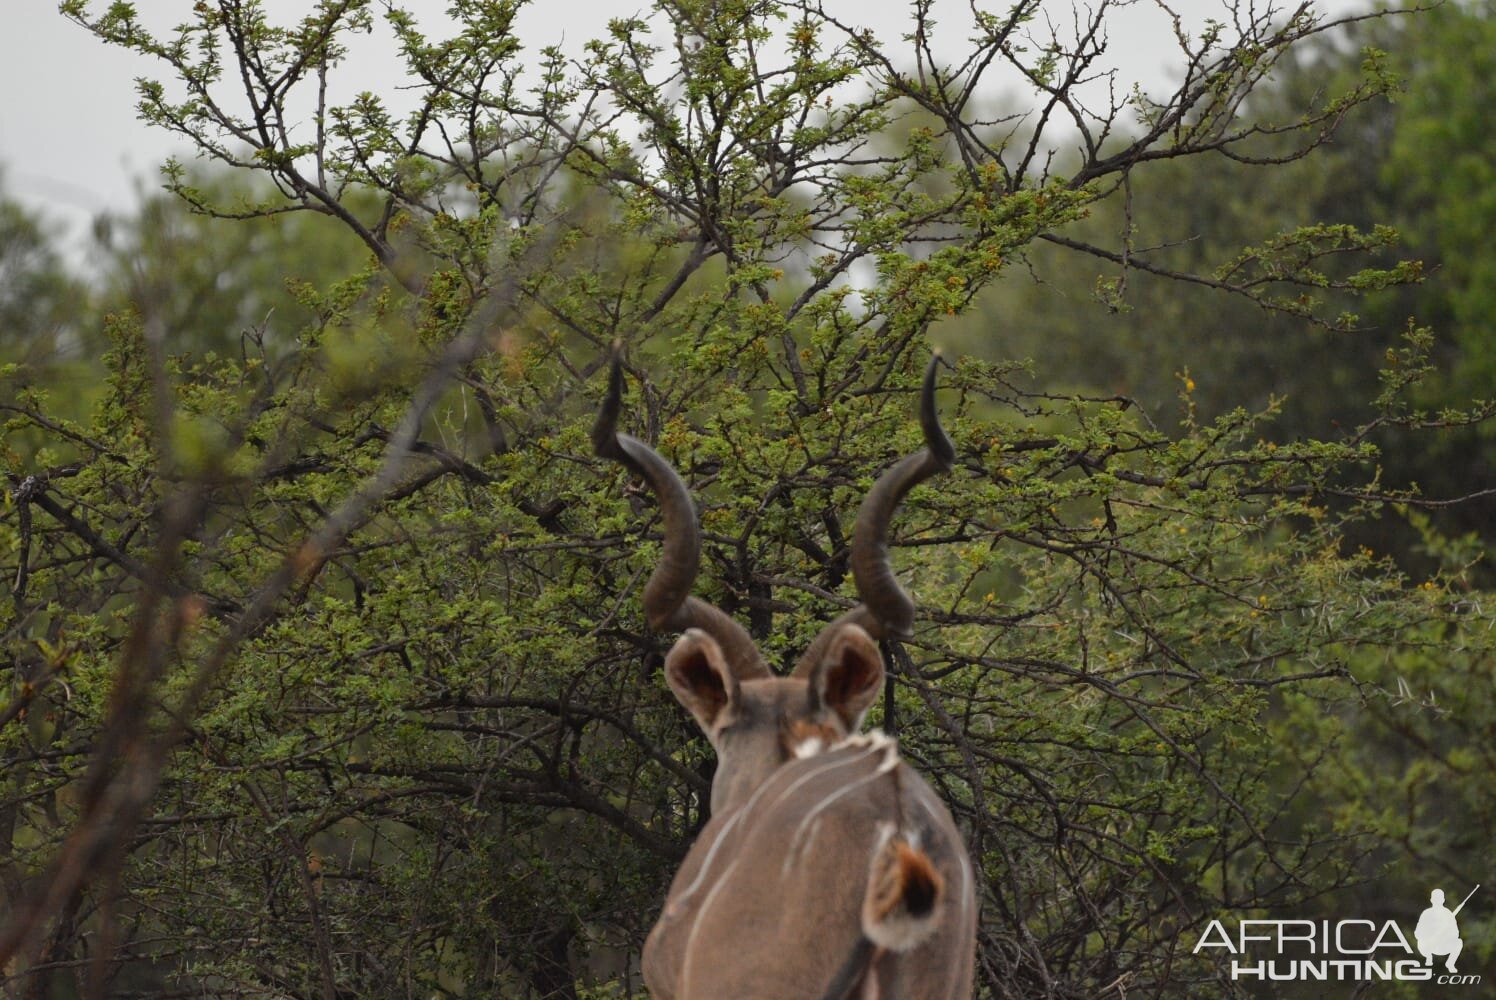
[2,1,1492,997]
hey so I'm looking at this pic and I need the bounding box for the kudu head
[593,354,954,815]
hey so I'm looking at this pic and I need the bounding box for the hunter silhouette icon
[1416,885,1478,973]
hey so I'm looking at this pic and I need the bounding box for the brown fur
[781,718,841,757]
[863,837,945,951]
[644,735,974,999]
[604,355,975,999]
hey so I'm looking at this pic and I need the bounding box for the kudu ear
[664,629,740,736]
[807,624,884,732]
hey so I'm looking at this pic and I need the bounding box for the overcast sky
[2,0,1371,259]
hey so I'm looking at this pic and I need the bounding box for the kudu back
[595,355,976,1000]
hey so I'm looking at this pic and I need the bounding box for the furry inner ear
[808,624,884,732]
[664,629,739,736]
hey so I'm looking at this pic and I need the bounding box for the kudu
[595,354,976,999]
